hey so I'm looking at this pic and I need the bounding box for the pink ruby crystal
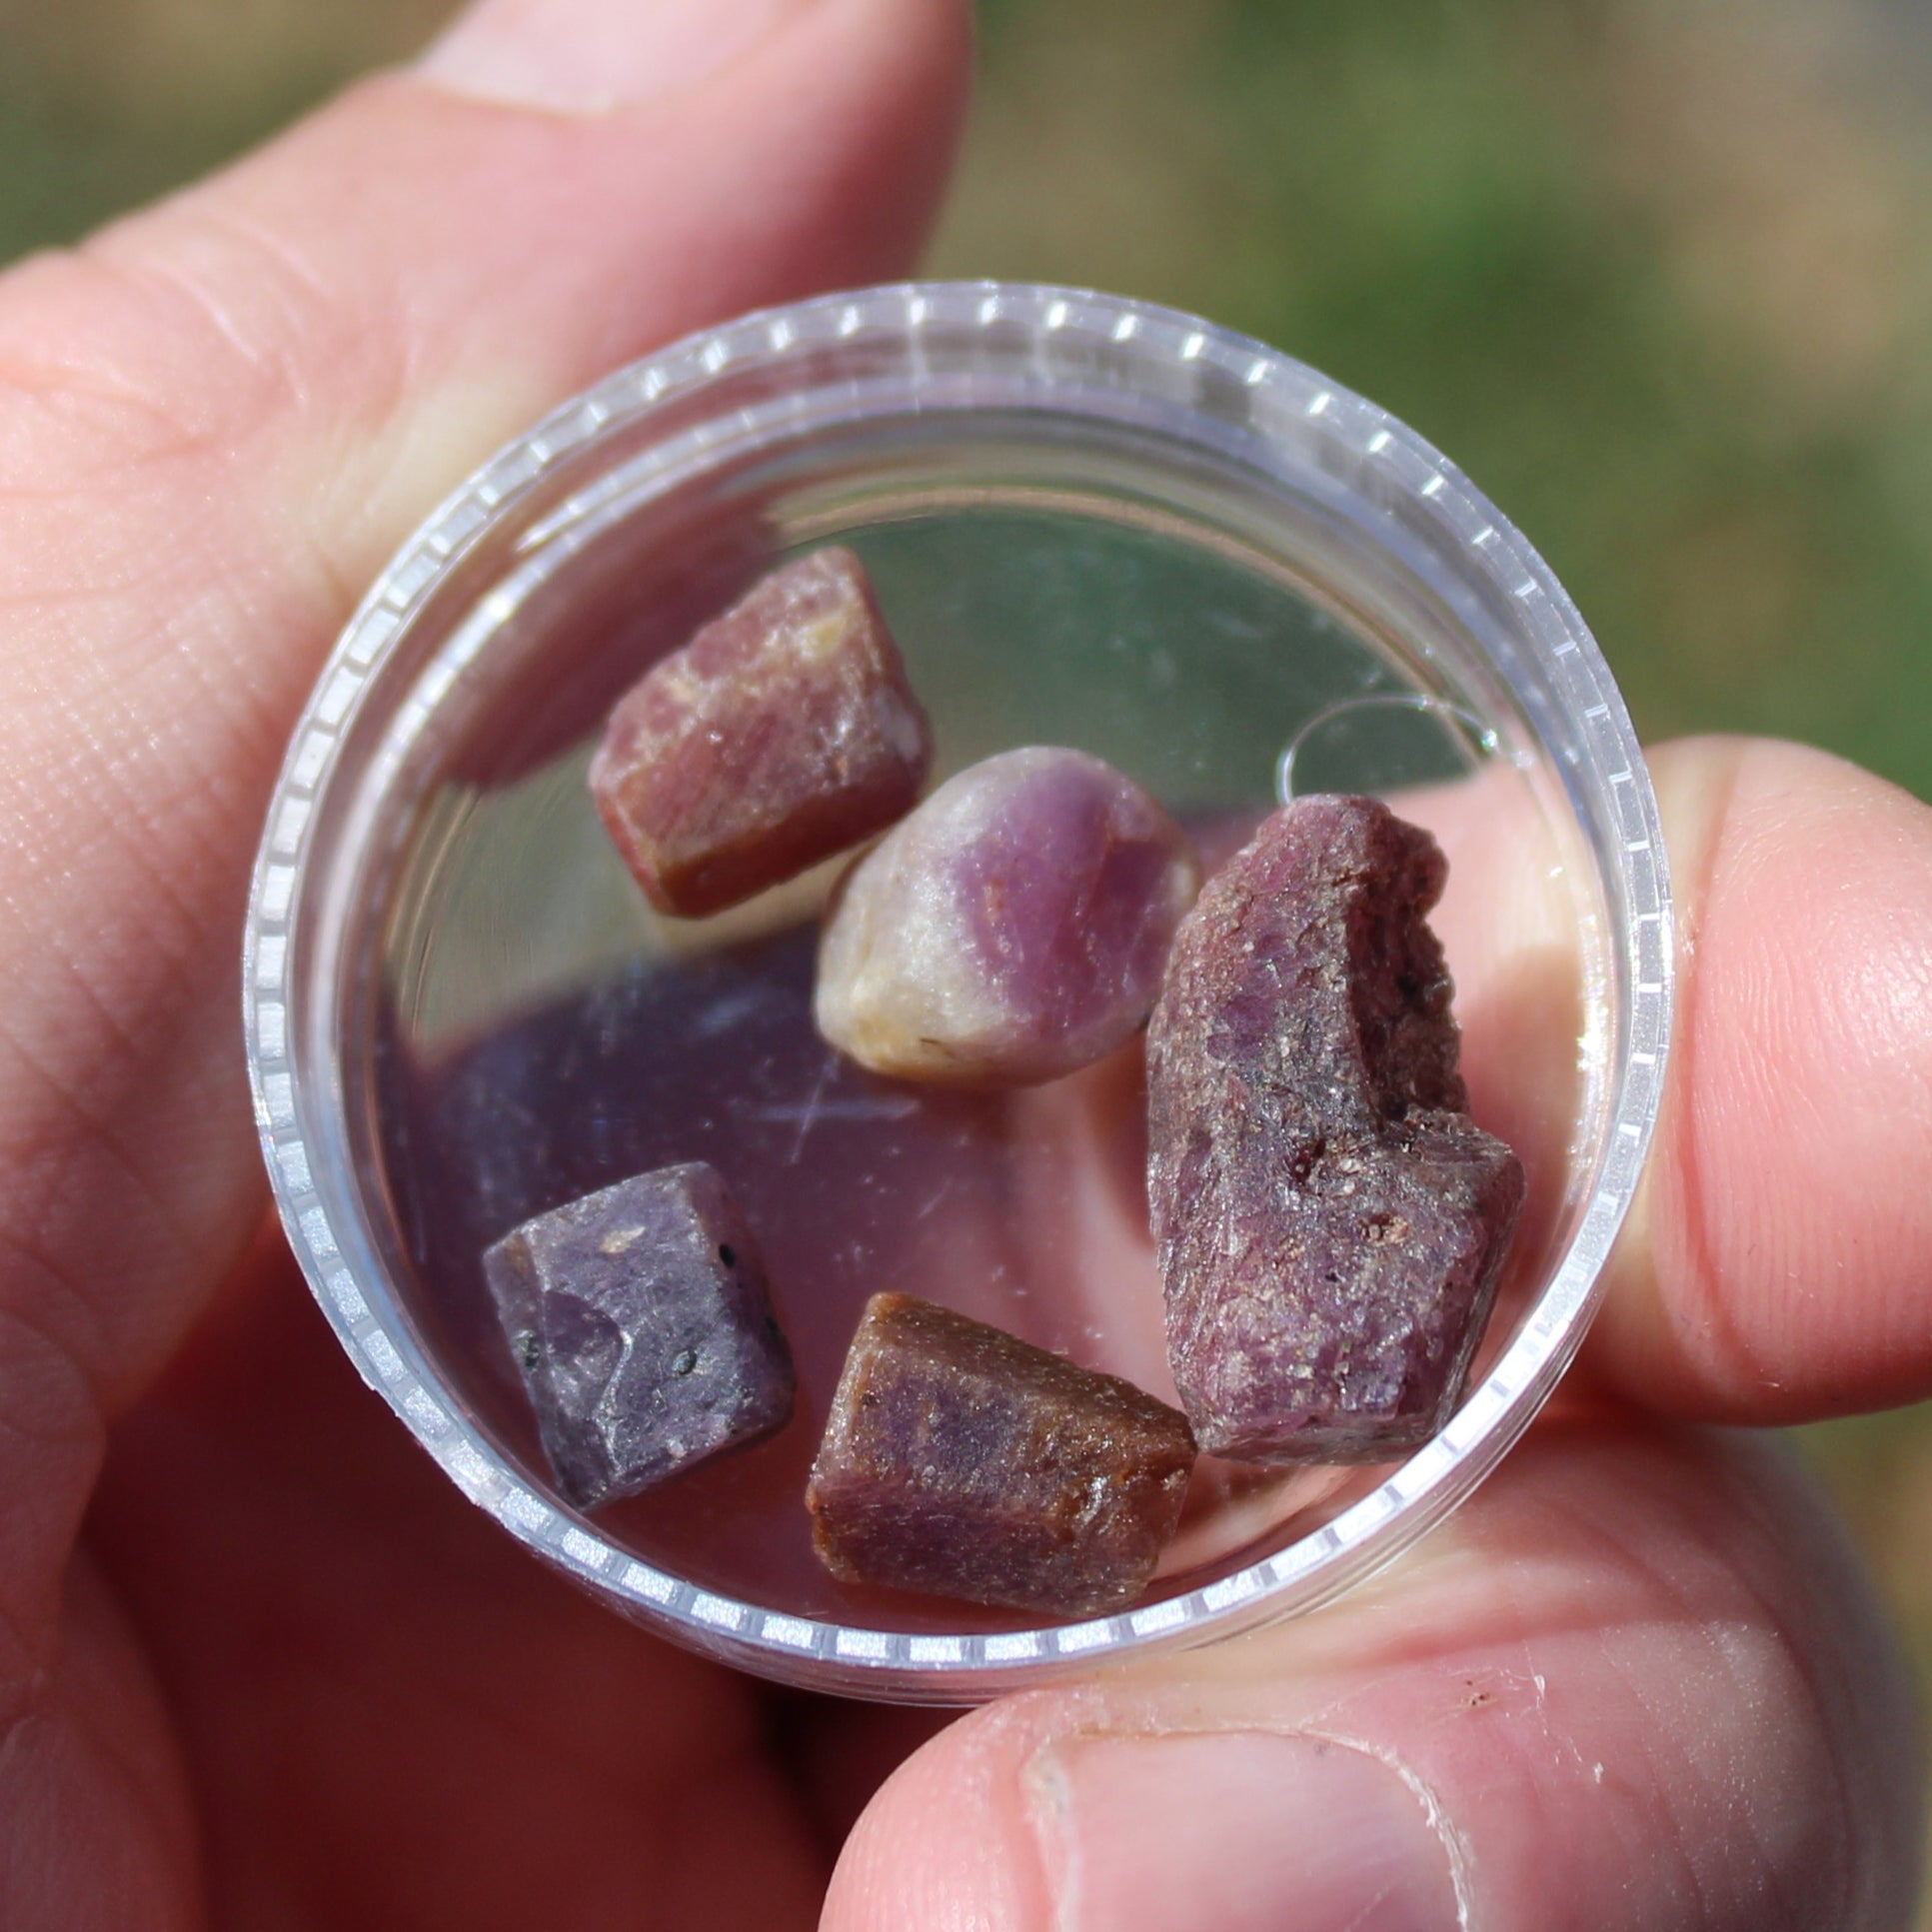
[814,747,1201,1086]
[590,547,933,918]
[807,1293,1195,1616]
[1146,795,1524,1463]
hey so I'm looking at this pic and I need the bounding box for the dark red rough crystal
[590,547,933,918]
[807,1293,1195,1616]
[1146,795,1524,1462]
[483,1162,795,1507]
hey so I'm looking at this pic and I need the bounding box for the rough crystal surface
[807,1292,1195,1615]
[1146,794,1524,1463]
[590,547,933,918]
[815,747,1201,1086]
[483,1161,795,1507]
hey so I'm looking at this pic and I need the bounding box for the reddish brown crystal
[1147,795,1524,1463]
[590,548,933,918]
[807,1293,1195,1616]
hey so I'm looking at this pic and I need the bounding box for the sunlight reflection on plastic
[1277,694,1500,805]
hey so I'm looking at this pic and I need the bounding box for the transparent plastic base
[244,284,1671,1701]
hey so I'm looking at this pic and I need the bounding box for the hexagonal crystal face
[483,1162,796,1507]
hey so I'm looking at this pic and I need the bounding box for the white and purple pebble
[814,747,1201,1087]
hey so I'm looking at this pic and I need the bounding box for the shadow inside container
[379,880,1586,1630]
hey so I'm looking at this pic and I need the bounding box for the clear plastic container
[243,283,1671,1702]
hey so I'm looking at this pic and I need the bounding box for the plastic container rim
[241,280,1673,1702]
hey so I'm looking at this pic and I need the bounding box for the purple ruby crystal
[807,1293,1195,1616]
[483,1162,795,1507]
[1146,795,1524,1462]
[814,746,1201,1086]
[590,547,932,918]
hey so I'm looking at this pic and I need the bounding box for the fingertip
[1601,735,1932,1419]
[824,1699,1046,1932]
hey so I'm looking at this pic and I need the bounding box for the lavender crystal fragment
[815,747,1201,1086]
[482,1162,795,1507]
[590,547,933,918]
[807,1293,1195,1616]
[1147,795,1524,1463]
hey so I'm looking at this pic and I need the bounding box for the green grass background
[5,0,1928,1906]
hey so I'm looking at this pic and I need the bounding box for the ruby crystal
[590,548,933,918]
[814,747,1200,1086]
[807,1293,1195,1615]
[1146,795,1524,1463]
[483,1162,795,1507]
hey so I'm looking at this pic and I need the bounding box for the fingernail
[1029,1730,1460,1932]
[420,0,808,114]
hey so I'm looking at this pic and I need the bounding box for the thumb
[0,0,966,1678]
[826,1423,1919,1932]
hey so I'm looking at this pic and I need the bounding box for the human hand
[0,0,969,1922]
[1,3,1923,1929]
[827,733,1932,1931]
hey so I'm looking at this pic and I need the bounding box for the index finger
[1431,732,1932,1424]
[1589,734,1932,1421]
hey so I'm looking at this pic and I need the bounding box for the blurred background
[3,0,1928,1906]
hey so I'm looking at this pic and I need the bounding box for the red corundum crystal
[590,548,933,918]
[815,747,1201,1086]
[1146,795,1524,1463]
[483,1162,795,1507]
[807,1293,1195,1616]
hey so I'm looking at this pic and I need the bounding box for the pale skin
[0,0,1925,1925]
